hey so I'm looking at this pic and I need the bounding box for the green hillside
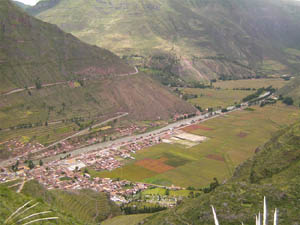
[0,0,134,92]
[0,180,119,225]
[21,180,121,224]
[0,0,196,154]
[139,120,300,224]
[27,0,300,81]
[0,184,85,224]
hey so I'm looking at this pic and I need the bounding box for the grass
[101,214,152,225]
[0,74,195,150]
[213,78,287,89]
[21,180,121,224]
[181,88,254,109]
[141,188,201,197]
[142,121,300,225]
[30,0,300,82]
[0,122,78,146]
[0,185,86,225]
[261,60,287,72]
[97,103,300,188]
[90,164,159,181]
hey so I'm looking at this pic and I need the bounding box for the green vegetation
[21,180,121,224]
[90,164,158,181]
[0,183,87,224]
[278,77,300,106]
[0,0,195,155]
[143,120,300,224]
[141,187,201,198]
[122,202,166,214]
[213,78,287,90]
[282,96,294,105]
[27,0,300,82]
[102,214,151,225]
[179,88,254,110]
[93,103,300,187]
[0,0,132,93]
[242,86,275,102]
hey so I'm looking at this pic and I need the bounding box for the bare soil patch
[206,154,225,162]
[237,132,248,138]
[135,158,174,173]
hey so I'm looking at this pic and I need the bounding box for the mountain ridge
[25,0,300,81]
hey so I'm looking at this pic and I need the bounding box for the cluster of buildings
[22,162,148,203]
[0,111,223,204]
[1,138,44,158]
[0,133,165,203]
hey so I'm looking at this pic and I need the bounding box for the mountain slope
[12,0,29,9]
[0,0,196,149]
[0,180,119,225]
[0,183,85,224]
[0,0,134,92]
[27,0,300,81]
[142,120,300,224]
[21,180,121,224]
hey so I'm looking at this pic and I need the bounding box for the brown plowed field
[206,154,225,162]
[135,158,174,173]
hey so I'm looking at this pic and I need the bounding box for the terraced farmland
[21,180,120,224]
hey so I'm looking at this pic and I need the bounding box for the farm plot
[181,88,254,110]
[213,78,287,89]
[135,158,174,173]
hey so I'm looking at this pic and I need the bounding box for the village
[0,95,268,207]
[0,111,212,205]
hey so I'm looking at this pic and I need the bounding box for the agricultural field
[96,103,300,188]
[141,188,201,197]
[102,214,151,225]
[181,88,254,110]
[213,78,288,90]
[179,78,288,110]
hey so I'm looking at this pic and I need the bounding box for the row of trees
[122,204,167,214]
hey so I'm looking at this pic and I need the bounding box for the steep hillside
[141,120,300,224]
[27,0,300,81]
[0,0,196,150]
[0,0,134,92]
[0,183,85,224]
[0,180,119,225]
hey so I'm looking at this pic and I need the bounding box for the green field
[96,103,300,188]
[181,88,254,110]
[213,78,287,90]
[179,78,288,110]
[102,214,151,225]
[141,188,201,197]
[90,164,158,181]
